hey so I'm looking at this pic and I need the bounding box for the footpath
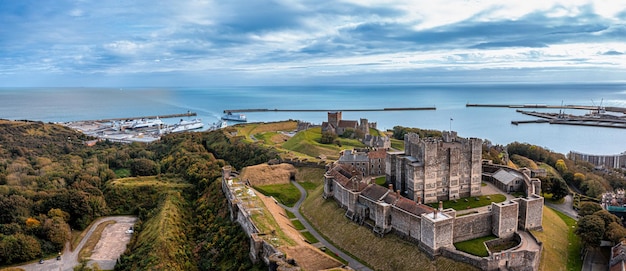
[279,181,372,271]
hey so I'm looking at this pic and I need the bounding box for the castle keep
[387,131,482,204]
[323,132,544,270]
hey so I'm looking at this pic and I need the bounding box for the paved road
[279,181,372,271]
[14,216,136,271]
[544,194,578,220]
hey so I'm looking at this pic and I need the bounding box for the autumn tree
[578,202,603,216]
[555,159,568,173]
[576,214,605,248]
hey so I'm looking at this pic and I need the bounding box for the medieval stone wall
[453,212,493,243]
[390,207,422,241]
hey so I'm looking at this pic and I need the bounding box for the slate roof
[394,197,434,216]
[360,185,390,201]
[492,168,523,185]
[329,164,368,191]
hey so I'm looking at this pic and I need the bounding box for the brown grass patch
[240,163,297,186]
[301,186,479,271]
[78,220,116,260]
[532,206,569,271]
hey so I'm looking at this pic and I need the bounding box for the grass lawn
[254,183,301,207]
[453,235,497,257]
[322,247,348,265]
[301,231,319,244]
[532,206,582,271]
[301,186,479,271]
[432,194,507,211]
[390,138,405,151]
[374,176,386,186]
[291,219,306,230]
[285,209,296,219]
[113,168,130,178]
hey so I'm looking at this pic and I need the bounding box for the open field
[301,186,479,271]
[235,121,298,141]
[253,183,301,207]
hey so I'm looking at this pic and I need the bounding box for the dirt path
[280,181,372,271]
[255,187,342,271]
[11,216,137,271]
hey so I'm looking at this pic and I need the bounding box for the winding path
[279,181,372,271]
[13,216,136,271]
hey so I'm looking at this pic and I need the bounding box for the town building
[569,151,626,169]
[338,148,387,176]
[386,131,482,204]
[611,241,626,271]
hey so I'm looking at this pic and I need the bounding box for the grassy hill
[532,206,582,271]
[118,192,195,271]
[282,127,365,160]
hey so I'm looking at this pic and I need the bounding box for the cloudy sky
[1,0,625,86]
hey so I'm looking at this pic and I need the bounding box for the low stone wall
[440,247,495,270]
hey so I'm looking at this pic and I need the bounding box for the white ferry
[221,112,247,122]
[170,118,204,133]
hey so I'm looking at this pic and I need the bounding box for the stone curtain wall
[453,212,493,243]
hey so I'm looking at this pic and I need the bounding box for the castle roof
[394,197,434,216]
[328,163,367,191]
[338,150,369,163]
[492,168,524,185]
[338,120,358,128]
[368,149,387,159]
[360,185,390,201]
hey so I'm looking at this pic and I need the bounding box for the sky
[0,0,625,86]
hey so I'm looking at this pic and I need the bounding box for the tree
[555,159,568,173]
[606,222,626,244]
[320,131,337,144]
[578,202,603,216]
[576,214,605,248]
[582,179,605,198]
[130,158,157,176]
[573,173,586,187]
[550,178,569,201]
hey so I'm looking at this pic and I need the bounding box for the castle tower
[359,118,370,135]
[420,210,454,257]
[328,111,342,127]
[491,201,519,238]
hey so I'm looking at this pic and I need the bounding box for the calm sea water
[1,83,625,155]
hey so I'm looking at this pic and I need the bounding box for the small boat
[170,118,204,133]
[221,112,247,122]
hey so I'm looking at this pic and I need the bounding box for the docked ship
[221,112,247,122]
[170,118,204,133]
[130,118,163,129]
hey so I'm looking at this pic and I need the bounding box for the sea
[1,83,625,156]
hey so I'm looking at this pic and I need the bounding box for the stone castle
[323,132,544,271]
[321,111,391,149]
[387,131,482,204]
